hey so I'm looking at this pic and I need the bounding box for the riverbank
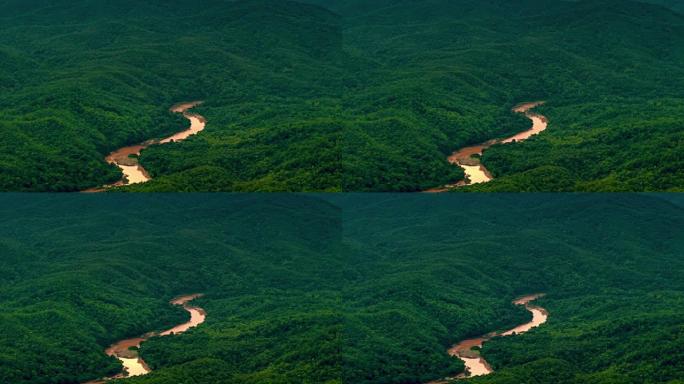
[426,102,547,192]
[428,294,548,382]
[84,294,206,383]
[83,101,205,192]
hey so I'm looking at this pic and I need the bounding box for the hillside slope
[2,194,683,383]
[327,0,684,191]
[0,0,346,191]
[1,0,683,191]
[0,194,344,383]
[333,193,684,383]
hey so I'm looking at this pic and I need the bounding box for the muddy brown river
[427,102,547,192]
[428,294,548,382]
[85,294,206,383]
[84,101,205,192]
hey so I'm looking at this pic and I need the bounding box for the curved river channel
[85,294,206,383]
[427,102,547,192]
[84,101,205,192]
[428,294,548,382]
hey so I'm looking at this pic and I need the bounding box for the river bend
[85,294,206,383]
[428,294,548,382]
[84,101,205,192]
[427,102,547,192]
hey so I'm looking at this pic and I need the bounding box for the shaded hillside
[333,193,684,383]
[1,0,683,191]
[0,0,346,191]
[0,194,344,383]
[2,194,683,383]
[327,0,684,191]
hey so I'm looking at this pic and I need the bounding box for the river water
[84,101,205,191]
[427,102,547,192]
[84,294,206,383]
[428,294,548,382]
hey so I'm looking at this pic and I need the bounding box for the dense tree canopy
[0,0,683,191]
[1,194,682,383]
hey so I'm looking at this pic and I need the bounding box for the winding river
[85,294,206,383]
[428,294,548,382]
[427,102,547,192]
[84,101,205,192]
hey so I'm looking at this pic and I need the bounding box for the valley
[426,102,547,192]
[0,1,682,191]
[429,294,549,382]
[0,3,682,384]
[84,102,205,192]
[1,194,682,383]
[86,294,206,383]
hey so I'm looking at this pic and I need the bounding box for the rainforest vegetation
[1,193,682,383]
[0,0,682,191]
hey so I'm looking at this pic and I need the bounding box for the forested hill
[1,194,683,383]
[333,193,684,383]
[0,0,347,192]
[321,0,684,191]
[1,0,683,191]
[0,194,345,383]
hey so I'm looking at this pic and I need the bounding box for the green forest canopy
[1,193,682,383]
[0,0,683,192]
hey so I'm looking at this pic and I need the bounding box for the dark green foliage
[325,0,684,192]
[474,293,684,384]
[0,0,346,192]
[470,99,684,192]
[335,194,684,383]
[1,0,683,191]
[1,194,682,383]
[0,194,345,383]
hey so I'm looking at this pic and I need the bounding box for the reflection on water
[117,357,150,377]
[459,164,492,185]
